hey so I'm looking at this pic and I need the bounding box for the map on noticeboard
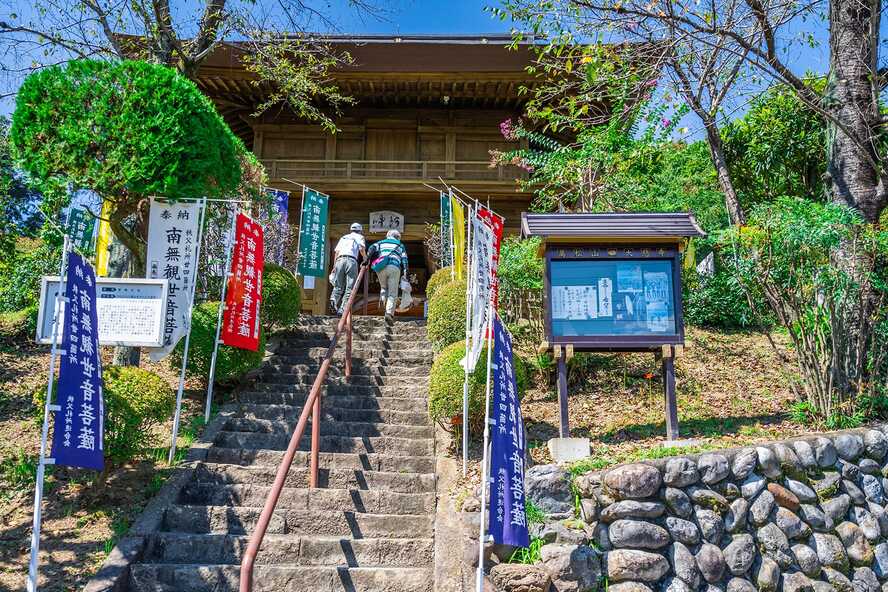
[550,259,676,337]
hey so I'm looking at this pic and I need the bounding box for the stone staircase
[122,316,437,592]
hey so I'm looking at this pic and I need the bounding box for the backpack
[370,239,403,273]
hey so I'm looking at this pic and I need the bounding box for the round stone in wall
[732,448,758,481]
[608,519,670,550]
[834,434,864,461]
[604,464,662,500]
[723,533,756,576]
[864,430,888,461]
[607,549,670,582]
[695,543,727,584]
[698,453,730,485]
[814,437,838,468]
[664,457,700,488]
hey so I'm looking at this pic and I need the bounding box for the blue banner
[50,252,104,470]
[267,188,290,266]
[488,314,529,547]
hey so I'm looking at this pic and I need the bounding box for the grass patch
[568,442,718,476]
[0,448,41,499]
[508,537,545,564]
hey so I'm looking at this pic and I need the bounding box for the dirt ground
[0,335,211,592]
[520,327,806,465]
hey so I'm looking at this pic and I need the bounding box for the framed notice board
[546,245,684,350]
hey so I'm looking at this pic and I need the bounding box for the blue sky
[0,0,833,137]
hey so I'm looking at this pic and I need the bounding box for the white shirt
[334,232,366,259]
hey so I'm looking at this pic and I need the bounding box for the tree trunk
[704,121,746,226]
[107,197,149,367]
[825,0,886,397]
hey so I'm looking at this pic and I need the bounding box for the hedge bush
[261,263,301,330]
[34,366,174,464]
[171,301,266,384]
[427,278,467,350]
[426,266,454,300]
[429,341,529,429]
[0,241,60,313]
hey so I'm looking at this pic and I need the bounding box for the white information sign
[145,198,204,361]
[369,210,405,234]
[37,277,169,346]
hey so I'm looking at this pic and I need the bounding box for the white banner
[145,198,204,361]
[467,215,495,372]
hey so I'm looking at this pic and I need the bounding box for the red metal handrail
[240,264,369,591]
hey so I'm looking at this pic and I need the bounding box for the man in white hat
[329,222,366,314]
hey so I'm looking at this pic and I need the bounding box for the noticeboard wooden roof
[521,212,705,244]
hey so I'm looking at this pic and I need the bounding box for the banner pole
[295,186,306,278]
[27,234,71,592]
[204,208,237,423]
[449,190,456,281]
[461,201,474,477]
[168,197,208,465]
[475,301,496,592]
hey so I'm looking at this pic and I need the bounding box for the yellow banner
[95,200,112,277]
[450,195,465,279]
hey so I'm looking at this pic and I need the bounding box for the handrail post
[363,265,369,316]
[309,392,321,488]
[345,310,353,379]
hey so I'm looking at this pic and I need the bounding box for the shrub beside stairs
[87,316,437,592]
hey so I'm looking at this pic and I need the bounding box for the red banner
[221,213,264,351]
[476,206,504,307]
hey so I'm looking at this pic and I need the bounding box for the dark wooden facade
[196,35,541,313]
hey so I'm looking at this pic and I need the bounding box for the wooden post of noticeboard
[661,345,679,441]
[556,346,569,438]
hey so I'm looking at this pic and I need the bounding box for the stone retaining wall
[490,426,888,592]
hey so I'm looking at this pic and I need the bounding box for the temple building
[193,35,538,313]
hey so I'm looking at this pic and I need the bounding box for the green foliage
[428,340,528,426]
[723,83,827,207]
[0,239,60,314]
[172,301,266,384]
[730,197,888,417]
[427,278,467,350]
[525,499,546,525]
[0,449,40,498]
[683,258,765,329]
[508,537,544,564]
[261,263,301,330]
[498,236,544,296]
[11,60,244,201]
[34,367,174,465]
[426,266,454,300]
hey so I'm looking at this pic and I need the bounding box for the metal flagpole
[204,206,238,423]
[461,200,474,477]
[475,298,496,592]
[168,197,209,464]
[27,234,71,592]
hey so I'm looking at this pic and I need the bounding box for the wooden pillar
[662,345,679,440]
[557,347,569,438]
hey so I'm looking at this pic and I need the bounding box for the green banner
[440,192,452,267]
[67,208,97,252]
[297,188,329,277]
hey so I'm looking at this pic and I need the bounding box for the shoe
[384,313,393,322]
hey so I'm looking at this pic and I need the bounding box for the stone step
[224,417,434,439]
[160,505,434,537]
[141,533,434,567]
[272,351,433,364]
[256,370,429,387]
[265,361,431,375]
[277,337,431,349]
[178,484,436,514]
[204,449,436,473]
[233,403,430,426]
[236,392,428,412]
[190,463,436,493]
[249,382,430,398]
[128,564,433,592]
[212,431,434,457]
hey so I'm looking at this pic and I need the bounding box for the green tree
[11,60,255,277]
[722,84,827,207]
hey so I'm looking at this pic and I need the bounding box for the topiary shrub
[427,278,467,350]
[426,266,454,300]
[429,340,529,431]
[171,301,266,384]
[261,263,301,330]
[34,366,174,465]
